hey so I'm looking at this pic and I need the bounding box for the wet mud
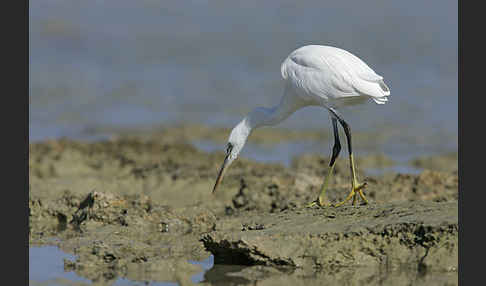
[29,132,458,285]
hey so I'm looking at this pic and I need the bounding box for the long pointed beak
[212,153,230,193]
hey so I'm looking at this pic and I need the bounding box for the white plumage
[213,45,390,205]
[280,45,390,107]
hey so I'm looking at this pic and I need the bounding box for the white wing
[281,45,390,105]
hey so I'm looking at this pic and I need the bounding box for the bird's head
[212,120,250,193]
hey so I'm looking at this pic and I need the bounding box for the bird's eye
[226,143,233,154]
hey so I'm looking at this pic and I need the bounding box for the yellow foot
[306,196,330,208]
[332,182,368,207]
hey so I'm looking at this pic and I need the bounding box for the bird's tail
[357,79,390,105]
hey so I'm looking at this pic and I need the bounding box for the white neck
[229,91,303,152]
[247,93,302,130]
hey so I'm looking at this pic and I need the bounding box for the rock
[202,201,457,273]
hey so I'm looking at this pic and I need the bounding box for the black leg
[329,117,341,166]
[328,108,352,156]
[327,107,368,206]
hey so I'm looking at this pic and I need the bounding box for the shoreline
[29,134,458,285]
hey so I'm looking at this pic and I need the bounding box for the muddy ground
[29,129,458,285]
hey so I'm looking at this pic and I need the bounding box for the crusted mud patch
[30,190,216,283]
[202,202,457,271]
[29,136,458,285]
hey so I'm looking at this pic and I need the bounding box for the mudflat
[29,130,458,285]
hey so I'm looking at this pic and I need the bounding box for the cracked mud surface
[29,132,458,285]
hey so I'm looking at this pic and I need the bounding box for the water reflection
[29,246,213,286]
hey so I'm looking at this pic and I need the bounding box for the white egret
[212,45,390,207]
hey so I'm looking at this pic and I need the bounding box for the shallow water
[29,246,91,285]
[29,246,214,285]
[29,2,457,283]
[30,246,457,286]
[193,139,426,175]
[30,0,457,162]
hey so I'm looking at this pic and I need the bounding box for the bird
[212,45,390,207]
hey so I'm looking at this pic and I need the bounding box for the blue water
[29,4,457,281]
[29,246,91,285]
[29,246,214,285]
[29,0,458,162]
[189,255,215,283]
[194,139,428,176]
